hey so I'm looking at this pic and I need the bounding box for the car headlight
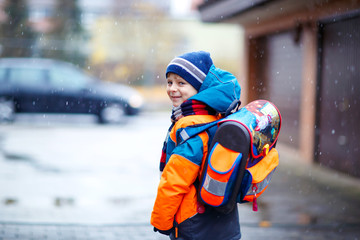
[128,94,143,108]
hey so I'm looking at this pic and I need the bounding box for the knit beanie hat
[166,51,213,91]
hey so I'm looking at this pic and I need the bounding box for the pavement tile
[1,116,360,240]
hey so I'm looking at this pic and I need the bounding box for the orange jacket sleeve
[151,134,206,230]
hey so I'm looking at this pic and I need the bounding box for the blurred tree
[39,0,87,66]
[0,0,35,57]
[0,0,86,66]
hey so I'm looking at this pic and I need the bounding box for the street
[0,112,170,239]
[0,112,360,240]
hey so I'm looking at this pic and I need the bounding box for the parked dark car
[0,58,143,123]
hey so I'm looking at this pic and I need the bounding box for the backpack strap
[177,98,241,144]
[225,99,241,117]
[178,120,221,144]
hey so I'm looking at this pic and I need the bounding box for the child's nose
[169,84,177,91]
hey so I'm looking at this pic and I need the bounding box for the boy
[151,51,242,240]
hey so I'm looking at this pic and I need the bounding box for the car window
[8,67,46,87]
[49,66,90,90]
[0,67,6,83]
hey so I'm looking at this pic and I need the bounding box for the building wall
[244,20,318,163]
[234,1,360,170]
[316,14,360,177]
[255,31,304,149]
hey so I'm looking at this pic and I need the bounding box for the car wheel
[98,103,125,124]
[0,98,15,122]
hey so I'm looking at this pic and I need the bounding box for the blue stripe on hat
[168,58,206,84]
[166,51,213,91]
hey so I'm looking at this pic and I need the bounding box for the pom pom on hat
[166,51,213,91]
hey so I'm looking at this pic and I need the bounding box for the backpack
[178,100,281,214]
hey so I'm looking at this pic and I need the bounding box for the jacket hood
[189,65,241,113]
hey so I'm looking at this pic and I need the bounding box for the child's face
[166,73,198,107]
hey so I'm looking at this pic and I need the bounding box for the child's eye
[179,82,186,85]
[167,80,172,85]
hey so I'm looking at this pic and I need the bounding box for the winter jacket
[151,65,241,239]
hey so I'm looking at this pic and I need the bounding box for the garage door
[256,31,303,148]
[317,14,360,177]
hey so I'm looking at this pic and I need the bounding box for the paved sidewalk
[0,222,163,240]
[1,140,360,239]
[1,219,359,240]
[242,143,360,240]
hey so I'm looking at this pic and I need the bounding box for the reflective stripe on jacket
[151,64,242,234]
